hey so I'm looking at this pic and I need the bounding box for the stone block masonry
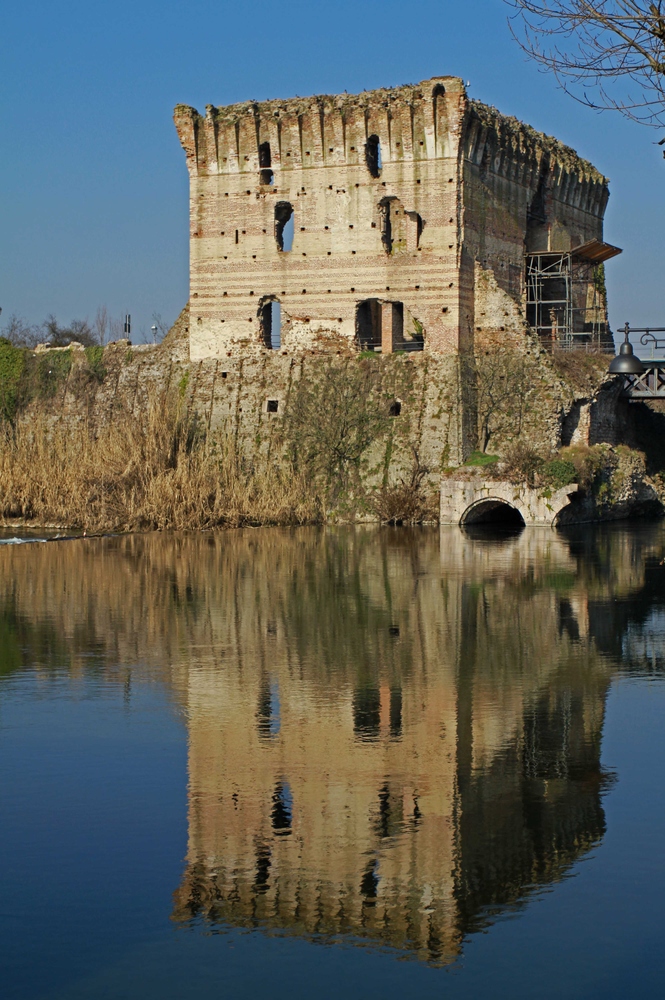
[38,313,463,473]
[440,478,579,526]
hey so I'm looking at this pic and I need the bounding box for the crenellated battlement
[174,77,466,176]
[464,102,608,217]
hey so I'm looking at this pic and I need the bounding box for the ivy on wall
[0,340,108,426]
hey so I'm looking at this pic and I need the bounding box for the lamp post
[609,323,644,374]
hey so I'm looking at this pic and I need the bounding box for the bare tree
[506,2,665,128]
[151,312,170,343]
[0,314,41,348]
[465,349,534,453]
[284,361,390,497]
[94,306,109,346]
[109,316,124,341]
[42,314,97,347]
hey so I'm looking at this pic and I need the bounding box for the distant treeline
[0,308,171,349]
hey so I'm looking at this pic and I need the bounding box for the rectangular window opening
[261,300,282,350]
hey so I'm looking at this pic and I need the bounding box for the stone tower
[175,78,614,362]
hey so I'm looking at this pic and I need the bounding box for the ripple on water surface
[1,525,664,1000]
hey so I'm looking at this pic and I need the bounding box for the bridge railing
[615,324,665,397]
[623,367,665,398]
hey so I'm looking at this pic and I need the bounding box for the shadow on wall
[461,499,525,529]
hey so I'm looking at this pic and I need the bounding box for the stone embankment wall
[34,310,460,478]
[23,304,632,484]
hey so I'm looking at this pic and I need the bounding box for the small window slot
[365,134,382,178]
[259,142,274,185]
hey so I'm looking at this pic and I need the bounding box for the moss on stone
[0,339,26,423]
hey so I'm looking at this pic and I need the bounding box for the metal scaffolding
[525,239,621,351]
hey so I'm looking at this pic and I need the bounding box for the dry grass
[0,394,322,531]
[368,454,439,524]
[550,349,610,395]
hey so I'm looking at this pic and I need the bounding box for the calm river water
[1,525,664,999]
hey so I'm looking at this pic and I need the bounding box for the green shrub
[36,350,72,399]
[502,442,543,486]
[84,345,106,383]
[178,371,190,398]
[0,339,26,423]
[540,458,577,489]
[559,444,609,491]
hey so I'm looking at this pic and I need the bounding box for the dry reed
[0,395,322,531]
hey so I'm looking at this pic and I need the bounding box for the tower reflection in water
[170,526,663,964]
[1,525,662,966]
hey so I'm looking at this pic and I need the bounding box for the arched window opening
[365,134,382,178]
[356,299,415,353]
[389,400,401,417]
[433,83,447,148]
[260,298,282,349]
[432,83,446,117]
[380,196,422,255]
[275,201,294,252]
[259,141,273,185]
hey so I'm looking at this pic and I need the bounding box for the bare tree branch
[506,1,665,127]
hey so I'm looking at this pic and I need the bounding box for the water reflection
[1,525,664,966]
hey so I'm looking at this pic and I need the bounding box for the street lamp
[609,323,644,374]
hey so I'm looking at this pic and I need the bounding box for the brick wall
[175,79,611,366]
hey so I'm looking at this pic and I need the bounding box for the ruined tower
[175,77,616,362]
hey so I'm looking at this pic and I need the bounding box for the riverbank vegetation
[0,376,438,532]
[0,334,659,531]
[0,398,322,531]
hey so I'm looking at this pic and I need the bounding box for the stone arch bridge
[440,479,578,527]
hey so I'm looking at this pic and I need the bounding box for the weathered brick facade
[175,77,611,362]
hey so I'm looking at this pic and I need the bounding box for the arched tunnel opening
[461,499,526,530]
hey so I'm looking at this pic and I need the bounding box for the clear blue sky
[1,0,663,341]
